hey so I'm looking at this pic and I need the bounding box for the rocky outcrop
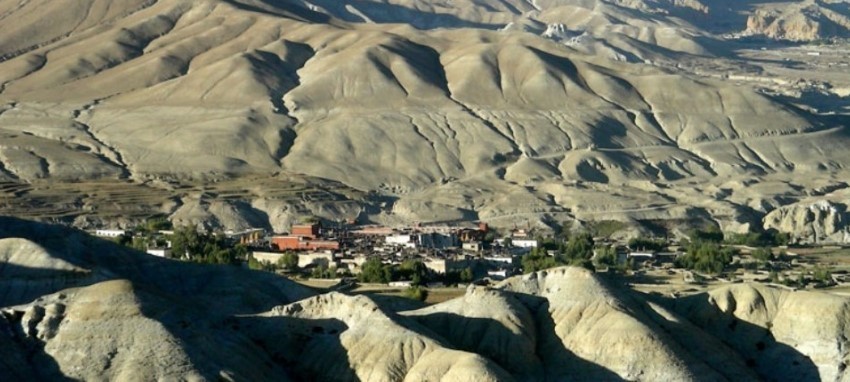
[497,267,758,381]
[401,286,544,380]
[671,283,850,381]
[246,292,513,381]
[746,2,850,41]
[3,280,291,381]
[763,200,850,244]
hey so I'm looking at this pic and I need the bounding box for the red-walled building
[291,224,320,239]
[272,235,339,251]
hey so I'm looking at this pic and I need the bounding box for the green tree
[131,236,149,252]
[563,232,594,261]
[170,226,202,259]
[145,216,173,232]
[248,254,265,270]
[359,257,392,283]
[559,223,572,240]
[400,260,428,286]
[522,247,562,273]
[676,241,737,274]
[593,246,618,268]
[311,264,336,279]
[115,233,133,247]
[689,228,723,243]
[813,267,832,284]
[277,252,299,271]
[459,267,474,282]
[402,286,428,301]
[628,238,666,252]
[751,247,773,270]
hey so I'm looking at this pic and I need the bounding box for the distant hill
[0,0,849,236]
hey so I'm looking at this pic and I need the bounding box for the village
[93,218,850,301]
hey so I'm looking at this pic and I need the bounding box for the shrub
[402,286,428,301]
[676,241,736,274]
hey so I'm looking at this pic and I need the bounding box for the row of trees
[723,230,791,247]
[688,227,791,247]
[676,241,738,274]
[170,226,249,265]
[357,258,474,286]
[521,232,599,273]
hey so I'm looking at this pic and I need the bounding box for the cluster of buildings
[94,219,693,283]
[247,221,529,280]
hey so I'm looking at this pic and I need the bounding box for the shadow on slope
[529,296,626,381]
[663,292,821,381]
[0,216,313,313]
[404,311,545,380]
[225,0,332,23]
[256,0,500,29]
[0,310,70,381]
[0,216,329,379]
[237,315,358,381]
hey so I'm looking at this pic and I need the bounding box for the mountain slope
[0,0,849,234]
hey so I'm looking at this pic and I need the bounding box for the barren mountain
[0,0,849,237]
[2,218,849,380]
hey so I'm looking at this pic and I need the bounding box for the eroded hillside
[0,0,849,236]
[1,218,848,380]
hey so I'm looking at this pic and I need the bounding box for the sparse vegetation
[358,257,393,283]
[628,238,666,252]
[169,226,246,265]
[402,286,428,301]
[593,246,618,268]
[724,230,790,247]
[676,241,737,274]
[277,252,299,271]
[522,247,562,273]
[311,264,337,279]
[688,228,724,243]
[459,267,474,282]
[587,220,627,238]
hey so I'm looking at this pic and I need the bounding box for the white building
[462,242,483,252]
[512,239,538,248]
[386,234,416,248]
[146,248,171,258]
[485,255,515,265]
[250,251,335,269]
[298,252,334,268]
[252,251,284,264]
[487,270,509,280]
[628,252,656,261]
[95,229,126,238]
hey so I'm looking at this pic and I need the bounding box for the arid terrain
[4,2,850,380]
[3,216,850,381]
[0,0,849,239]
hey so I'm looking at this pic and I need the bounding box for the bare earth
[0,0,850,238]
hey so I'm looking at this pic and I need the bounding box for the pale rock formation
[672,283,850,381]
[497,267,758,381]
[248,292,514,381]
[763,200,850,243]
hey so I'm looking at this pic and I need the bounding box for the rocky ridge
[2,218,849,380]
